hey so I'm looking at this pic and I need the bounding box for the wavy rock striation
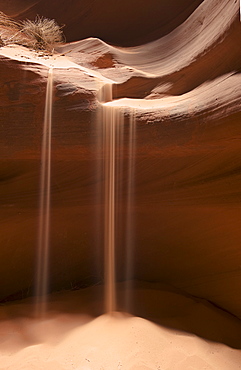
[0,0,241,333]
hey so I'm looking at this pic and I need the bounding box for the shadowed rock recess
[1,0,241,347]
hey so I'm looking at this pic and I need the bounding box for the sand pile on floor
[1,312,241,370]
[1,285,241,370]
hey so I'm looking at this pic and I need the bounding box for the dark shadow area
[6,0,205,46]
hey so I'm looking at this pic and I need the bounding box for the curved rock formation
[1,0,241,351]
[2,0,205,46]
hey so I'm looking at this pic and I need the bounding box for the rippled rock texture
[1,0,241,324]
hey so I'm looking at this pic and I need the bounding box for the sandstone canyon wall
[0,0,241,325]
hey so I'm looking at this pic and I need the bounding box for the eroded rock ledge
[0,0,241,325]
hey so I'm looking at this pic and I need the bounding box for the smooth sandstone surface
[1,1,241,365]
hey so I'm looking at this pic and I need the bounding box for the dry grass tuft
[0,12,65,52]
[21,15,65,51]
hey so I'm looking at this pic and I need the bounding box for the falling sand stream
[35,77,136,316]
[99,84,136,313]
[103,105,117,312]
[98,84,118,313]
[35,68,53,317]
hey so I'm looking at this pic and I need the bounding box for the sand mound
[0,313,240,370]
[1,285,241,369]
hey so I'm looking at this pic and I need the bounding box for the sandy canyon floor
[1,283,241,370]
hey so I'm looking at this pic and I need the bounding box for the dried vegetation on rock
[0,11,65,52]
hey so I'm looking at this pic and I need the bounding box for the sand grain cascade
[99,84,136,313]
[35,68,53,317]
[100,84,118,313]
